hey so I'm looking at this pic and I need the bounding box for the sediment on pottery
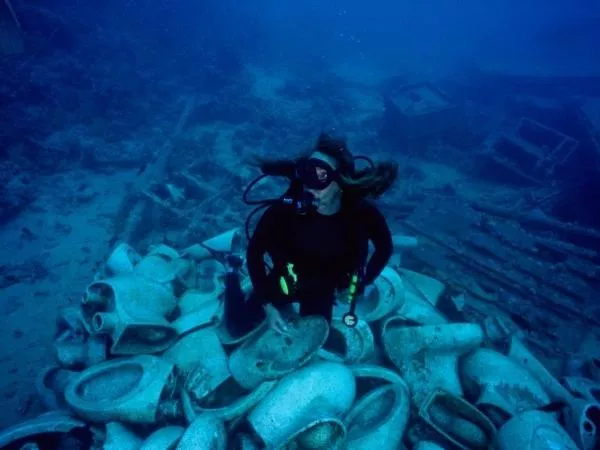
[481,315,513,346]
[179,259,226,313]
[0,411,86,449]
[36,366,79,410]
[418,389,496,450]
[52,306,107,368]
[382,322,483,407]
[180,228,243,261]
[397,268,445,307]
[248,361,356,449]
[175,414,227,450]
[494,410,579,450]
[318,318,375,365]
[563,398,600,450]
[275,416,347,450]
[350,364,408,399]
[106,242,142,275]
[181,375,276,423]
[103,422,143,449]
[140,426,185,450]
[506,343,600,448]
[81,274,179,355]
[229,316,329,390]
[178,287,222,317]
[162,328,229,390]
[171,307,221,336]
[562,377,600,403]
[385,290,448,326]
[135,245,193,285]
[215,318,268,347]
[344,383,410,449]
[506,336,573,403]
[460,347,550,422]
[413,442,446,450]
[202,228,243,254]
[64,355,177,424]
[82,274,177,322]
[53,332,107,370]
[91,311,178,355]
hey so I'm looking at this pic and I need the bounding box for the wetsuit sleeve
[362,202,393,287]
[246,206,280,303]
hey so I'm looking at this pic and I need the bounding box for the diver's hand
[264,304,290,335]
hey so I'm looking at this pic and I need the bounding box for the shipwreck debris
[382,82,465,141]
[478,117,579,186]
[397,196,600,357]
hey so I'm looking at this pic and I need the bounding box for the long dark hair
[248,132,399,200]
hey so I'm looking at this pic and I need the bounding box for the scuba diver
[223,132,398,336]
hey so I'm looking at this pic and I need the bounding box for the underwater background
[1,0,600,447]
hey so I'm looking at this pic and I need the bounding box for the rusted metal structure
[479,118,580,185]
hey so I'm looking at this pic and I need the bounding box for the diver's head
[296,133,354,214]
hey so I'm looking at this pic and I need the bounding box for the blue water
[1,0,600,446]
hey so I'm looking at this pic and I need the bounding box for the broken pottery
[35,366,79,410]
[506,336,573,403]
[176,414,227,450]
[563,398,600,450]
[103,422,142,449]
[345,382,410,449]
[215,315,268,347]
[398,268,445,307]
[562,376,600,403]
[181,228,243,261]
[388,270,448,335]
[481,315,513,346]
[318,317,375,364]
[64,355,178,424]
[53,333,107,370]
[351,364,407,397]
[229,315,329,390]
[134,244,193,285]
[419,389,496,450]
[382,322,483,407]
[162,328,229,394]
[181,375,276,423]
[333,266,405,324]
[275,416,346,450]
[179,260,226,314]
[248,361,356,449]
[460,348,550,423]
[82,274,178,355]
[140,426,185,450]
[0,411,85,449]
[106,242,142,275]
[506,336,600,448]
[494,410,579,450]
[52,307,107,369]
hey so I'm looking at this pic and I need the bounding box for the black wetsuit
[237,196,393,326]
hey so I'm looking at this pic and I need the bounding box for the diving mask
[295,157,338,190]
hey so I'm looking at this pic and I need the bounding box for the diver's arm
[246,207,279,303]
[362,202,393,286]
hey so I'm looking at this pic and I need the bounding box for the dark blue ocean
[1,0,600,448]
